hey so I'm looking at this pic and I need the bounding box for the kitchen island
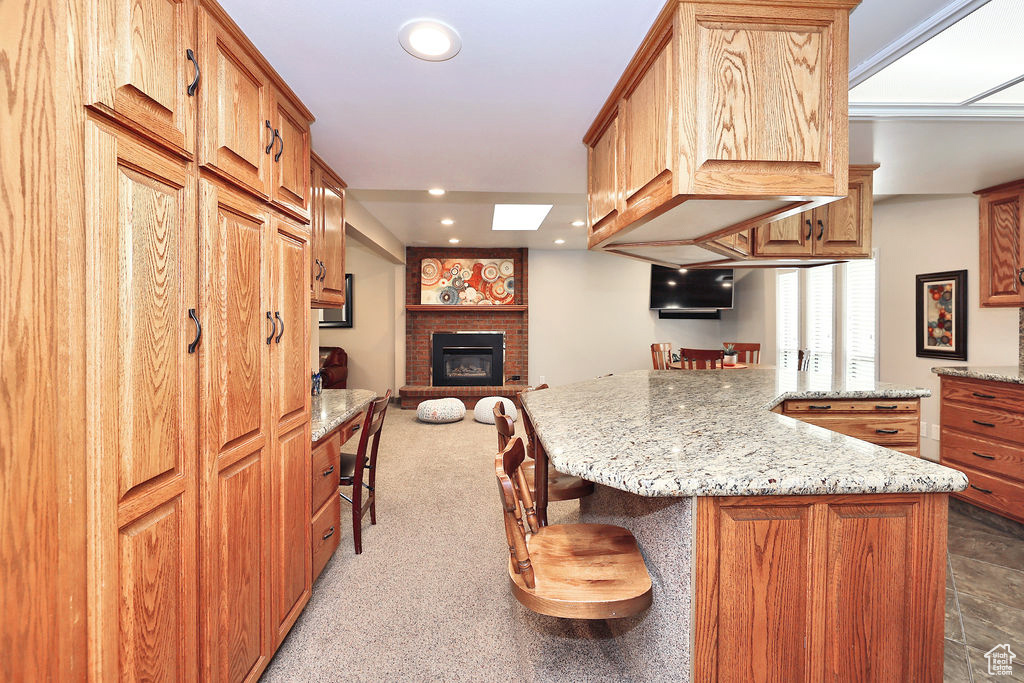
[520,369,967,681]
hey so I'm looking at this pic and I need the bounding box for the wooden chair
[339,390,391,554]
[680,348,725,369]
[516,387,593,527]
[797,349,811,371]
[726,342,761,364]
[651,342,673,370]
[495,435,653,619]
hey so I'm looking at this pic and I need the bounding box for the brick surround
[403,248,528,401]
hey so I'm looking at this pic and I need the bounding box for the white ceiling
[221,0,1024,249]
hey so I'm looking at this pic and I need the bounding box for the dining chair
[680,348,725,369]
[495,435,652,619]
[726,342,761,364]
[338,390,391,554]
[651,342,673,370]
[797,349,811,371]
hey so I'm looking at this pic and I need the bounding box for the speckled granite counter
[311,389,376,442]
[932,365,1024,385]
[521,369,966,497]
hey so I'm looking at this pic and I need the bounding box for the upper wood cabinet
[270,92,312,221]
[753,165,876,259]
[85,0,197,157]
[977,178,1024,307]
[311,153,348,308]
[584,0,857,249]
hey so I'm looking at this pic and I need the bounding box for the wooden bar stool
[495,435,652,619]
[680,348,725,369]
[651,342,673,370]
[339,390,391,554]
[725,342,761,364]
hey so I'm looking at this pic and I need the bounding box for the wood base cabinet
[976,178,1024,307]
[780,397,921,456]
[311,153,347,308]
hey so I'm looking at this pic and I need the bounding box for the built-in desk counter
[520,370,966,680]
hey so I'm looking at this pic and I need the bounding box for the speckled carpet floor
[262,408,1024,682]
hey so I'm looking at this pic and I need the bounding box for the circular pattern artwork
[419,258,517,306]
[437,286,460,305]
[499,261,514,277]
[420,258,442,286]
[481,263,500,282]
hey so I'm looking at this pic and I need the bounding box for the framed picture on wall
[319,274,353,328]
[915,270,967,361]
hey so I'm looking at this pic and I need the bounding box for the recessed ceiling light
[678,268,688,273]
[723,282,732,288]
[428,188,446,196]
[448,238,460,244]
[492,204,553,231]
[571,219,585,227]
[553,239,565,245]
[667,280,677,286]
[441,218,454,226]
[399,19,461,62]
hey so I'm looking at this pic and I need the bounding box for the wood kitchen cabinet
[311,153,348,308]
[977,178,1024,307]
[270,92,312,221]
[85,0,197,157]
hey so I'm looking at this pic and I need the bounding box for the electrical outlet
[921,421,928,438]
[539,375,545,384]
[930,423,940,441]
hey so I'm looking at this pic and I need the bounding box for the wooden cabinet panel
[312,494,341,581]
[272,217,310,424]
[783,399,918,414]
[311,433,342,513]
[587,116,619,229]
[941,427,1024,482]
[942,376,1024,414]
[978,186,1024,307]
[198,7,271,198]
[272,423,311,642]
[270,92,311,221]
[943,460,1024,525]
[754,212,813,256]
[819,170,872,257]
[311,153,347,308]
[943,402,1024,444]
[794,415,919,445]
[86,0,196,155]
[85,121,198,679]
[622,37,672,202]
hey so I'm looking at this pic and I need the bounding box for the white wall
[528,250,767,386]
[721,269,774,364]
[875,195,1020,460]
[310,237,404,394]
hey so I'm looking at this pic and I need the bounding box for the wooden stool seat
[520,460,595,501]
[337,452,357,481]
[509,523,652,619]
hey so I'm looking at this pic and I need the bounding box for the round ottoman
[474,396,518,424]
[416,398,466,424]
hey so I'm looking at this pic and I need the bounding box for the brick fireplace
[400,247,528,408]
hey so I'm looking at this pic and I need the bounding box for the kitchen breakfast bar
[520,370,968,681]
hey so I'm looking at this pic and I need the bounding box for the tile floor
[945,499,1024,681]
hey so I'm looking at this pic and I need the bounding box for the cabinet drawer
[311,431,341,513]
[783,399,918,414]
[942,377,1024,414]
[312,494,341,580]
[943,460,1024,525]
[942,402,1024,443]
[941,427,1024,482]
[796,415,919,445]
[890,445,920,458]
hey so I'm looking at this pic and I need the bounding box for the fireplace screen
[431,332,504,387]
[442,348,492,380]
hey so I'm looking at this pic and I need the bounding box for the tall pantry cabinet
[80,0,314,679]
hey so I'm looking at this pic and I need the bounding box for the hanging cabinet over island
[584,0,861,268]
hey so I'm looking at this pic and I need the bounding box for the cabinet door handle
[875,428,900,434]
[274,129,284,162]
[816,219,825,240]
[274,311,284,343]
[187,308,201,353]
[265,121,275,154]
[970,484,993,495]
[1018,267,1024,286]
[874,404,898,410]
[972,419,995,428]
[972,451,995,460]
[186,49,200,96]
[321,261,327,281]
[266,311,276,345]
[972,392,996,399]
[808,405,832,410]
[322,465,335,477]
[805,219,813,240]
[322,526,335,540]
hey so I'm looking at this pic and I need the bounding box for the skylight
[849,0,1024,107]
[491,204,553,231]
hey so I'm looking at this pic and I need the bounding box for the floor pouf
[417,398,466,424]
[474,396,517,424]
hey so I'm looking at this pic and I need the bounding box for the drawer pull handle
[972,392,996,399]
[970,485,993,495]
[808,405,832,410]
[972,419,995,428]
[876,428,899,434]
[972,451,995,460]
[322,526,335,540]
[322,465,335,476]
[875,405,899,410]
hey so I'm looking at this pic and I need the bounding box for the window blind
[805,265,835,377]
[844,258,877,383]
[776,270,799,369]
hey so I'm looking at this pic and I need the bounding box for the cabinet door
[271,422,311,642]
[85,121,198,679]
[753,212,814,256]
[86,0,196,156]
[271,92,311,221]
[197,7,272,199]
[979,189,1024,306]
[816,172,872,257]
[587,114,619,232]
[199,179,272,682]
[309,169,323,301]
[319,173,347,307]
[272,217,311,425]
[621,36,672,204]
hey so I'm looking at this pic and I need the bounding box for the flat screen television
[650,266,733,310]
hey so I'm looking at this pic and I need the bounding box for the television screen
[650,266,733,310]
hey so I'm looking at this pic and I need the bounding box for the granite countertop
[311,389,377,442]
[521,369,967,498]
[932,366,1024,386]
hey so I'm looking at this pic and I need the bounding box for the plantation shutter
[844,258,878,383]
[776,270,799,369]
[805,265,835,377]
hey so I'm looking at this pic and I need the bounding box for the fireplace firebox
[431,332,504,386]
